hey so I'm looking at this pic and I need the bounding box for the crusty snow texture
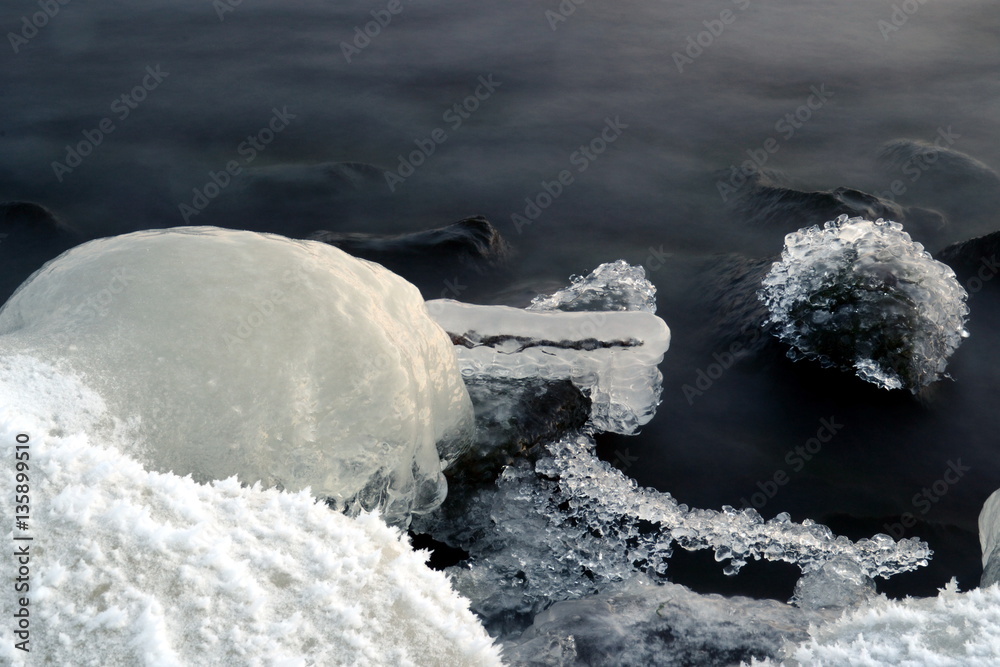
[0,355,501,667]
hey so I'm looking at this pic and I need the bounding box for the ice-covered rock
[758,215,969,391]
[526,260,657,313]
[761,579,1000,666]
[0,355,501,667]
[979,489,1000,587]
[502,576,828,667]
[416,261,929,638]
[0,226,474,524]
[427,262,669,435]
[789,557,877,611]
[439,431,930,633]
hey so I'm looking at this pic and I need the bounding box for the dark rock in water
[451,377,591,489]
[0,201,83,305]
[937,231,1000,285]
[877,139,1000,224]
[725,172,948,249]
[201,161,389,235]
[410,377,590,572]
[501,576,823,667]
[309,216,511,299]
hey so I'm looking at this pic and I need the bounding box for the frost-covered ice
[416,261,929,642]
[758,215,969,391]
[759,580,1000,666]
[502,576,829,667]
[979,488,1000,587]
[526,260,657,313]
[0,226,474,523]
[428,262,669,435]
[0,355,501,667]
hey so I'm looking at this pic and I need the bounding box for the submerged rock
[310,216,510,300]
[758,215,969,391]
[724,172,948,249]
[502,576,827,667]
[0,200,83,305]
[937,230,1000,288]
[877,139,1000,224]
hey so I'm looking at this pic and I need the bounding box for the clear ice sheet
[758,215,969,391]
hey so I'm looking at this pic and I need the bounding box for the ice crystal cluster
[419,261,931,634]
[758,215,969,391]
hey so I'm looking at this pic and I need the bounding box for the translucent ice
[427,262,670,435]
[0,227,474,524]
[502,576,828,666]
[439,432,930,630]
[758,215,969,391]
[789,557,877,610]
[526,259,657,313]
[417,261,929,635]
[0,355,500,666]
[979,488,1000,587]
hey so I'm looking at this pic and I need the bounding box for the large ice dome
[0,226,475,523]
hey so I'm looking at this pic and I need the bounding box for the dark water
[4,0,1000,598]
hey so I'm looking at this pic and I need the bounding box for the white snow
[0,354,501,666]
[759,580,1000,666]
[0,226,474,523]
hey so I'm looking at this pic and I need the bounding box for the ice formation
[0,354,501,667]
[759,580,1000,666]
[502,576,829,666]
[415,261,930,639]
[979,489,1000,587]
[428,261,668,434]
[758,215,969,391]
[0,226,474,523]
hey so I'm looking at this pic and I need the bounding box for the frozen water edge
[419,261,933,645]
